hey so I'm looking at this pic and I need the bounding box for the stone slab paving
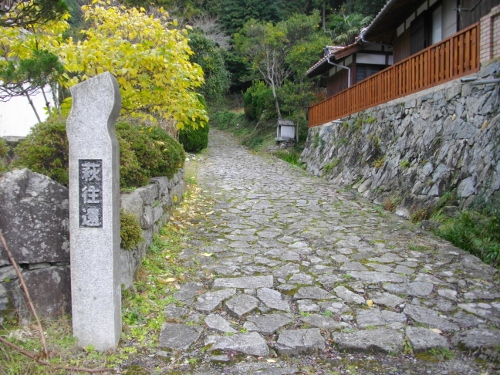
[158,130,500,374]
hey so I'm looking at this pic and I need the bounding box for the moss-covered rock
[120,210,142,250]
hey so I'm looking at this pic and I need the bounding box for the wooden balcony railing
[308,23,480,128]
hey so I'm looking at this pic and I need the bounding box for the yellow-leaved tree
[58,0,208,129]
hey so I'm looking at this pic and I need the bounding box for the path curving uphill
[158,130,500,374]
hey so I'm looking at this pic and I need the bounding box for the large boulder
[0,169,69,266]
[0,169,70,321]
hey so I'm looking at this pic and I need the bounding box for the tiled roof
[306,41,361,78]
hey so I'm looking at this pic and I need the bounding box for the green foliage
[400,159,410,169]
[146,126,186,178]
[13,118,183,188]
[313,133,320,148]
[437,209,500,268]
[273,149,302,167]
[284,11,331,78]
[241,134,266,149]
[215,0,282,36]
[210,111,241,130]
[120,210,142,250]
[117,122,185,181]
[118,133,149,188]
[327,11,372,46]
[0,137,9,173]
[0,49,64,103]
[0,0,68,28]
[278,80,317,143]
[344,0,387,17]
[235,11,327,118]
[12,118,70,185]
[179,123,209,153]
[410,206,429,223]
[244,81,275,120]
[322,158,340,175]
[187,30,231,108]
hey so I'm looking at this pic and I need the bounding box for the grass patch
[322,158,340,176]
[372,156,385,169]
[273,149,303,167]
[435,210,500,268]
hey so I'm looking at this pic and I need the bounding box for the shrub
[146,126,185,177]
[118,134,148,188]
[243,81,275,120]
[178,123,209,153]
[0,137,9,173]
[116,122,163,180]
[14,118,183,187]
[120,210,142,250]
[13,118,70,185]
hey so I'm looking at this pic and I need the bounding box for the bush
[13,118,184,187]
[178,123,209,153]
[243,81,275,121]
[13,118,70,185]
[146,126,185,177]
[0,137,10,173]
[118,133,148,188]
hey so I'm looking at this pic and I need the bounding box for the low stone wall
[120,173,185,289]
[301,61,500,217]
[0,168,184,323]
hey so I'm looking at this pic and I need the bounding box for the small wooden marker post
[67,72,122,350]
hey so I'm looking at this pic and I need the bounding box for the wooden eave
[362,0,421,44]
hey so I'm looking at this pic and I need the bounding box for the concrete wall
[301,61,500,218]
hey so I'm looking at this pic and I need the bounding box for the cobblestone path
[158,130,500,374]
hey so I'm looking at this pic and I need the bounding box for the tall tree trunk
[270,82,282,119]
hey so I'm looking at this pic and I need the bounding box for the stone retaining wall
[301,61,500,218]
[0,168,184,323]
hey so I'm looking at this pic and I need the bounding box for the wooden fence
[308,23,480,128]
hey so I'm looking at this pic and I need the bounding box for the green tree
[235,11,327,118]
[0,8,69,119]
[0,0,68,28]
[344,0,386,17]
[215,0,282,35]
[326,11,372,45]
[188,29,230,107]
[0,49,64,122]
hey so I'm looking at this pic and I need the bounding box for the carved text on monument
[79,159,103,228]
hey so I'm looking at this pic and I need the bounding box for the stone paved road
[158,130,500,374]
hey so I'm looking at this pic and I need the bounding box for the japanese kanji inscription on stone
[79,159,103,227]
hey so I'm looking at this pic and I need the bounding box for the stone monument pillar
[67,72,122,350]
